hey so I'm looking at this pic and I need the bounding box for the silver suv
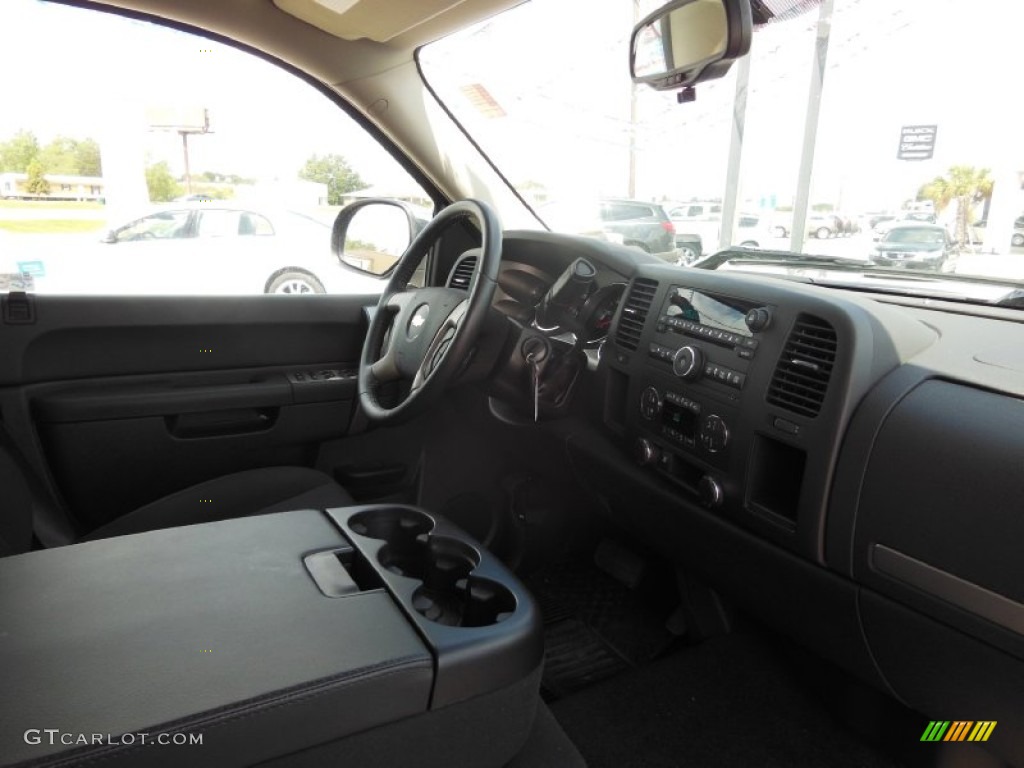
[598,199,676,255]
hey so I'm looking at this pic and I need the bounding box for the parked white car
[7,204,384,296]
[668,202,770,253]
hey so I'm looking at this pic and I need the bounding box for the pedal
[593,538,646,589]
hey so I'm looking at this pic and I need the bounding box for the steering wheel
[358,199,501,424]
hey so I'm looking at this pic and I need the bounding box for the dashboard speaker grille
[615,278,659,351]
[766,314,837,418]
[447,255,477,290]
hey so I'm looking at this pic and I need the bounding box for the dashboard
[473,230,1024,766]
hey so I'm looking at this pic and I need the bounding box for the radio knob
[698,475,724,508]
[672,345,704,380]
[634,438,660,466]
[745,307,772,333]
[639,386,662,420]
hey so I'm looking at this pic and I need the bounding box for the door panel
[0,294,376,535]
[2,295,368,384]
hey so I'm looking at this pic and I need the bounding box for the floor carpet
[550,632,905,768]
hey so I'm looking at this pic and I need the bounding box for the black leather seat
[0,428,351,556]
[82,466,353,542]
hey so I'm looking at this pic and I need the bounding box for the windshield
[421,0,1024,301]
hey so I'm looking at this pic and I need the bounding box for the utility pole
[180,132,193,195]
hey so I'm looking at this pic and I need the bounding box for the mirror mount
[631,0,752,100]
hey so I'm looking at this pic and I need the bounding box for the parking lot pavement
[0,207,107,221]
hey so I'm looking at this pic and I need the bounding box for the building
[0,172,105,202]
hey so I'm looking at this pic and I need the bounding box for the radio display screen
[665,288,757,337]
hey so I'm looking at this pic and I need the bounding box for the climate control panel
[624,284,776,509]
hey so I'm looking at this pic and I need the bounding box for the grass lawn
[0,200,104,210]
[0,220,105,234]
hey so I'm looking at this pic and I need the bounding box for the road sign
[897,125,937,160]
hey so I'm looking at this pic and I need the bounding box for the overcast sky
[422,0,1024,211]
[0,0,413,190]
[3,0,1023,214]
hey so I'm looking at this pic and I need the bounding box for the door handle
[165,407,278,439]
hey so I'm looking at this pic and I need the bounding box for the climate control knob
[672,345,705,380]
[639,386,662,420]
[699,414,730,453]
[634,438,660,466]
[698,475,724,509]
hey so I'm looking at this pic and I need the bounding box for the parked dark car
[598,198,676,254]
[871,223,957,271]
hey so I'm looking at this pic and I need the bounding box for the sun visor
[273,0,471,42]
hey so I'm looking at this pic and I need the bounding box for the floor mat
[551,632,904,768]
[527,561,677,700]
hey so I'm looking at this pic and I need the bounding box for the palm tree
[917,166,993,245]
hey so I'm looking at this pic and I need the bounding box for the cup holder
[346,508,520,630]
[347,507,434,543]
[412,577,517,628]
[379,536,479,584]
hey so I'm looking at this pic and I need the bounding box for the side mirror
[331,199,422,276]
[630,0,751,93]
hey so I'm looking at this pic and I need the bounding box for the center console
[601,266,935,561]
[0,506,542,768]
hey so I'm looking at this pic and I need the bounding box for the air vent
[766,314,838,418]
[447,255,477,290]
[615,278,659,351]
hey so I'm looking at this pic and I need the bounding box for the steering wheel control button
[744,307,772,333]
[640,387,663,420]
[672,345,704,379]
[407,304,430,339]
[699,414,730,453]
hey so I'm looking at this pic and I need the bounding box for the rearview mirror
[630,0,751,93]
[331,199,422,276]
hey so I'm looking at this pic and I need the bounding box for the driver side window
[0,0,431,296]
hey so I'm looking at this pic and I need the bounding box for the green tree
[38,136,103,176]
[917,166,993,244]
[75,138,102,177]
[0,130,41,172]
[298,153,366,205]
[38,136,80,175]
[25,160,50,196]
[145,161,182,202]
